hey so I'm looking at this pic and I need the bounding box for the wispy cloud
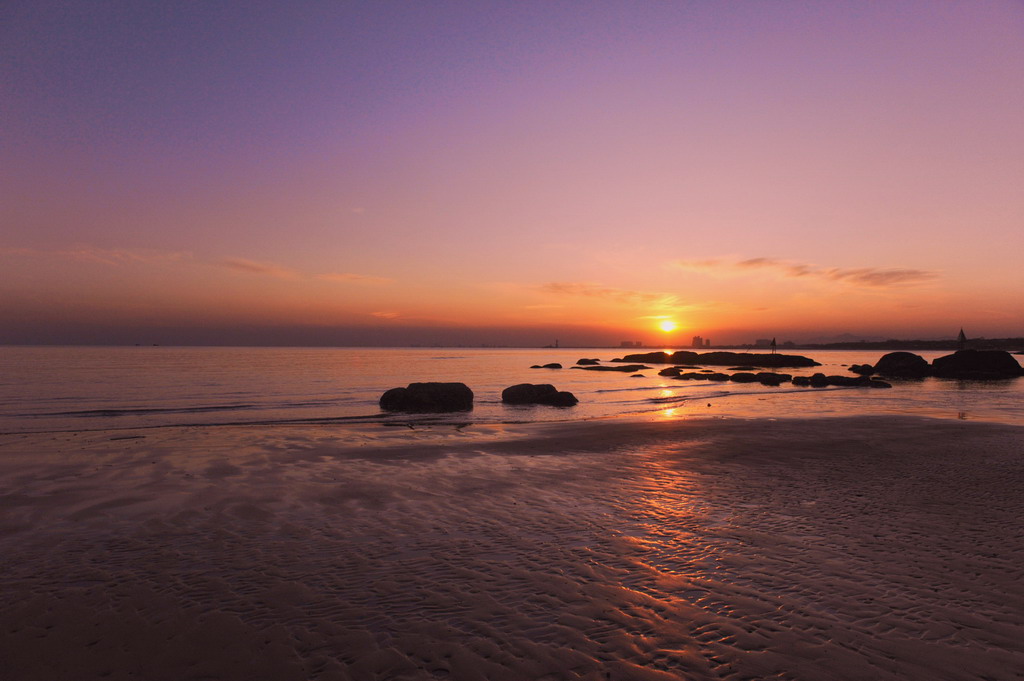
[673,257,937,288]
[217,258,297,278]
[539,282,678,306]
[1,246,191,265]
[318,272,393,285]
[372,311,400,319]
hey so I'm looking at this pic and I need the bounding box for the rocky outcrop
[849,364,875,375]
[792,374,891,389]
[576,358,600,365]
[380,382,474,412]
[674,372,729,381]
[613,351,819,368]
[572,364,650,372]
[530,363,562,369]
[756,372,792,386]
[931,350,1024,380]
[873,352,931,378]
[501,383,578,407]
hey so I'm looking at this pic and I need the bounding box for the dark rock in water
[826,375,864,387]
[873,352,931,378]
[613,350,696,364]
[756,372,792,386]
[380,382,474,412]
[705,373,730,381]
[931,350,1024,379]
[614,350,819,368]
[809,373,830,387]
[729,366,759,371]
[674,372,705,381]
[530,363,562,369]
[576,358,600,365]
[501,383,578,406]
[630,374,645,378]
[849,364,875,376]
[791,374,891,389]
[730,372,759,383]
[658,367,682,377]
[572,364,650,372]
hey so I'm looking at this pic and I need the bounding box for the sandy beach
[1,415,1022,681]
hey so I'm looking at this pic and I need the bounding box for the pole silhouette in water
[770,338,777,355]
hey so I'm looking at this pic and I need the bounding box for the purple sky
[3,1,1023,345]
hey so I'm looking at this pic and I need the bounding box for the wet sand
[1,416,1022,680]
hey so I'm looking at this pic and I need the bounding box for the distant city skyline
[3,1,1022,346]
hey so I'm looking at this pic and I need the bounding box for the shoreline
[2,415,1022,680]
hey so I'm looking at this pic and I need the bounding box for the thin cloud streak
[217,258,297,278]
[538,282,678,307]
[674,257,937,288]
[1,246,192,266]
[318,272,393,285]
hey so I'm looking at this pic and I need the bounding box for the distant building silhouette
[705,338,711,348]
[691,335,703,348]
[754,338,772,348]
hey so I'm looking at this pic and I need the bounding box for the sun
[658,320,678,333]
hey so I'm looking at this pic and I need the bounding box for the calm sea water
[0,346,1022,434]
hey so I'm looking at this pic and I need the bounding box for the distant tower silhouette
[957,328,966,350]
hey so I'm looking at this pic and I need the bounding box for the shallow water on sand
[0,346,1021,433]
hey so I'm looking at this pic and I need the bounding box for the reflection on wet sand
[0,416,1021,680]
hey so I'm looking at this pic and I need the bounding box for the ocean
[1,346,1022,434]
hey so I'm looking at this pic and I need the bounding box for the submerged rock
[380,382,474,412]
[530,363,562,369]
[501,383,578,406]
[931,350,1024,380]
[576,358,600,365]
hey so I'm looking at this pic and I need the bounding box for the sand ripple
[0,417,1022,680]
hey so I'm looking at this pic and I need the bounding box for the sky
[2,0,1023,346]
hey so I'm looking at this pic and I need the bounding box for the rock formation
[380,382,474,412]
[613,351,819,368]
[873,352,931,378]
[931,350,1023,380]
[501,384,578,406]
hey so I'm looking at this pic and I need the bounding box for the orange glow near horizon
[1,4,1022,346]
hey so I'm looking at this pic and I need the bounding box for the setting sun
[658,320,678,333]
